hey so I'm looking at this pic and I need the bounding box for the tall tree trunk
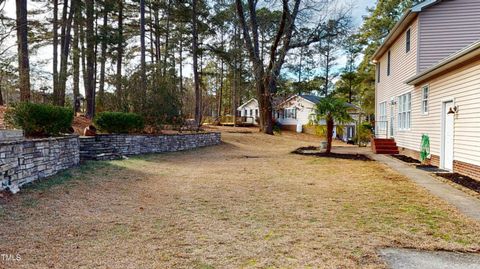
[232,25,238,127]
[140,0,147,110]
[53,0,58,101]
[163,0,172,76]
[85,0,95,118]
[98,1,108,111]
[153,5,161,65]
[178,36,183,93]
[93,7,98,97]
[192,0,201,127]
[16,0,30,102]
[72,2,80,113]
[55,0,68,105]
[57,0,75,106]
[324,48,330,97]
[116,0,124,111]
[148,3,154,64]
[0,72,4,106]
[216,59,223,124]
[80,14,88,98]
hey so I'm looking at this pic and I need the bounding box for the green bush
[354,122,373,146]
[5,102,74,137]
[93,112,145,134]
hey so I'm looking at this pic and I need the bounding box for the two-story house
[373,0,480,179]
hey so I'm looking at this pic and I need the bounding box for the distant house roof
[237,98,258,110]
[276,94,322,108]
[276,94,362,111]
[406,40,480,85]
[299,95,321,104]
[372,0,443,62]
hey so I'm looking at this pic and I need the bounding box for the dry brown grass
[0,127,479,268]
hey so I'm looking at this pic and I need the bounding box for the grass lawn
[1,127,479,268]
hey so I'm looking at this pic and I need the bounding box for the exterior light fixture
[447,106,458,115]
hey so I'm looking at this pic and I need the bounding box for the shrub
[93,112,145,134]
[354,122,373,146]
[5,102,74,137]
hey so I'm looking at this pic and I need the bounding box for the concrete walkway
[370,153,480,221]
[380,248,480,269]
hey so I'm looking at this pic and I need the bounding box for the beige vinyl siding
[376,18,418,149]
[418,0,480,72]
[410,58,480,166]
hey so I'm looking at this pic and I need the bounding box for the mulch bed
[415,165,442,172]
[391,154,421,164]
[435,173,480,194]
[292,146,372,161]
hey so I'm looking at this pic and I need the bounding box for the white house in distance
[236,95,361,141]
[373,0,480,179]
[274,94,361,142]
[237,98,259,125]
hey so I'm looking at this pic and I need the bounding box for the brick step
[372,138,399,154]
[373,140,397,144]
[373,138,395,142]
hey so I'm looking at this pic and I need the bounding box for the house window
[377,63,381,83]
[387,51,391,76]
[398,92,411,130]
[379,101,387,131]
[406,29,411,53]
[250,109,253,116]
[422,85,429,114]
[284,108,296,119]
[255,109,258,117]
[244,109,247,116]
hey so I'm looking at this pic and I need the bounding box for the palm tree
[314,96,353,153]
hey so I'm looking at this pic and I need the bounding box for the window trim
[422,85,429,115]
[377,62,381,83]
[406,28,411,53]
[284,108,296,119]
[378,101,387,131]
[387,50,391,76]
[398,92,412,131]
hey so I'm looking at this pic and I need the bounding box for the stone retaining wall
[79,132,221,161]
[0,136,80,191]
[0,132,221,192]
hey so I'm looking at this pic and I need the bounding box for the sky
[1,0,377,94]
[350,0,376,24]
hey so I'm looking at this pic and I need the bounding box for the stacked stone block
[79,132,221,161]
[0,132,221,191]
[0,136,80,190]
